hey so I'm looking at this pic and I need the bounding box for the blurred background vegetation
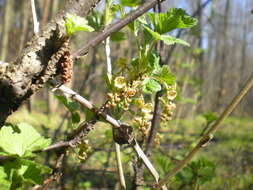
[0,0,253,189]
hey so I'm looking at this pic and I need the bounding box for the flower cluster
[154,133,163,147]
[107,76,140,110]
[77,140,92,161]
[160,85,177,122]
[133,96,153,138]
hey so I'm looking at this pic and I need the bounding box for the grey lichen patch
[21,52,43,75]
[0,62,9,75]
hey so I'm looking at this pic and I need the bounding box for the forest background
[0,0,253,189]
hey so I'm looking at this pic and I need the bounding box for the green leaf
[198,162,216,184]
[10,170,23,190]
[148,8,198,34]
[143,26,161,41]
[128,16,147,36]
[111,4,123,15]
[21,159,52,185]
[3,158,52,187]
[151,66,176,85]
[72,112,80,124]
[3,159,25,189]
[160,35,190,46]
[155,154,173,177]
[147,52,160,72]
[56,95,80,124]
[142,78,161,94]
[0,167,11,189]
[105,129,113,139]
[85,109,95,121]
[176,167,194,184]
[176,157,216,185]
[87,11,103,31]
[202,112,217,125]
[104,0,115,25]
[65,13,94,36]
[111,31,126,42]
[120,0,141,7]
[55,95,79,113]
[144,26,190,46]
[0,123,51,157]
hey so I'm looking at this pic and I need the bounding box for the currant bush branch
[72,0,165,58]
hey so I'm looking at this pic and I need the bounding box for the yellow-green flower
[142,103,153,114]
[114,76,126,89]
[167,90,177,100]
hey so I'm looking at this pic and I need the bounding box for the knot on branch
[113,123,134,145]
[199,134,213,147]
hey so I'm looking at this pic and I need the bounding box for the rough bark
[0,0,100,125]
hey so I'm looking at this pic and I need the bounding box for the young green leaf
[160,35,190,46]
[21,159,52,185]
[55,95,79,113]
[87,11,103,31]
[151,66,176,86]
[65,13,94,36]
[10,170,23,190]
[104,0,115,25]
[0,167,11,189]
[120,0,141,7]
[0,123,51,157]
[144,26,190,46]
[3,158,52,187]
[202,112,217,125]
[148,8,198,34]
[72,112,81,124]
[111,31,126,42]
[142,78,161,94]
[55,95,80,124]
[143,26,161,41]
[148,52,161,72]
[128,16,147,36]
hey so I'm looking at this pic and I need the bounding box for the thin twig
[104,4,126,187]
[105,37,112,77]
[72,0,165,58]
[145,1,164,154]
[30,0,40,34]
[42,152,66,189]
[34,141,70,153]
[155,75,253,189]
[145,91,162,155]
[115,143,126,189]
[50,80,121,127]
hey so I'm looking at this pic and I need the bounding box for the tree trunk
[0,0,101,125]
